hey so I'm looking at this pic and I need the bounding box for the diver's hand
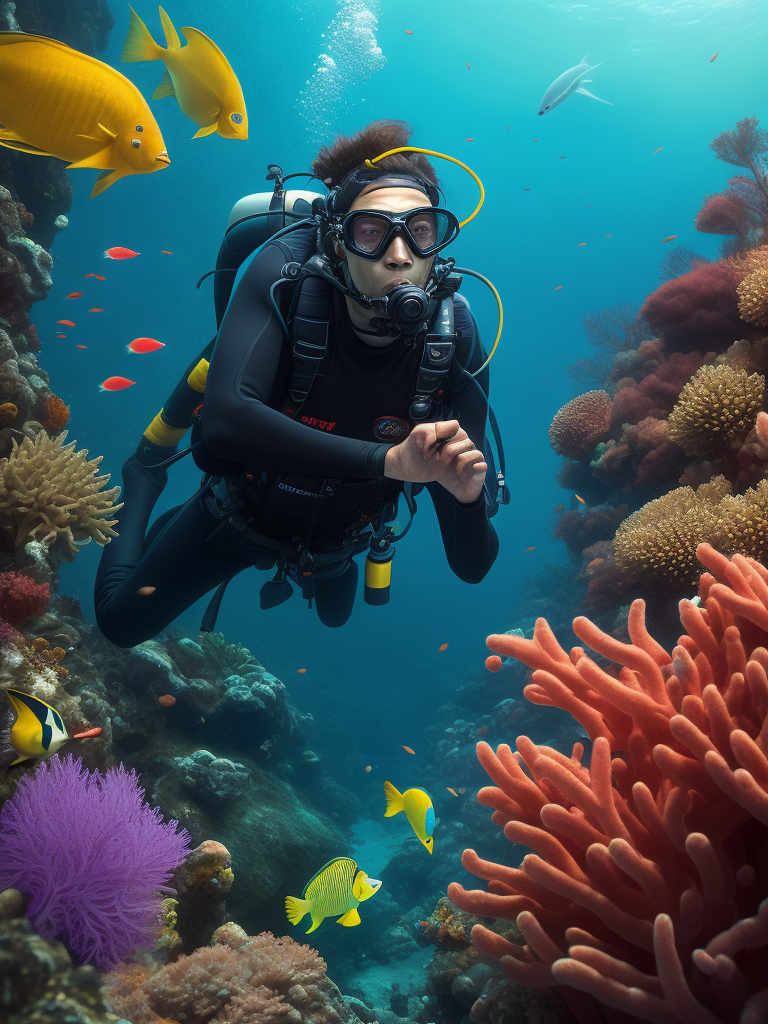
[384,420,487,502]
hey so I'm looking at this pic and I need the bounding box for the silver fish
[538,55,612,115]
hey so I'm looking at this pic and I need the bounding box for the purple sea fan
[0,753,191,971]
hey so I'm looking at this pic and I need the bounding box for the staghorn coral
[0,430,122,559]
[549,391,612,460]
[737,267,768,327]
[448,542,768,1024]
[667,363,765,458]
[39,393,70,435]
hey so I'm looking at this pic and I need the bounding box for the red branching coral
[0,571,50,626]
[640,262,747,354]
[696,195,755,248]
[549,391,612,460]
[448,543,768,1024]
[40,394,70,435]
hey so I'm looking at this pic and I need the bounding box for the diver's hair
[312,120,438,188]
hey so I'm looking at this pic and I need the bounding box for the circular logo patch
[373,416,410,442]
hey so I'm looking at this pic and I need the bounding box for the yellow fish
[122,6,248,141]
[384,781,435,854]
[285,857,381,934]
[0,32,170,198]
[4,688,69,766]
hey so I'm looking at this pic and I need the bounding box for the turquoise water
[37,0,765,788]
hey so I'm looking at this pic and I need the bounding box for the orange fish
[526,546,536,551]
[75,345,87,349]
[99,376,135,392]
[587,557,605,573]
[577,242,587,247]
[504,126,509,129]
[575,494,586,504]
[89,308,104,313]
[136,586,155,595]
[56,333,67,338]
[653,147,663,154]
[161,250,173,254]
[405,29,413,34]
[128,337,165,354]
[72,726,102,739]
[446,787,459,798]
[158,694,176,706]
[559,155,567,159]
[465,138,475,142]
[104,247,139,259]
[66,292,84,299]
[57,319,75,326]
[466,62,470,70]
[553,285,563,291]
[605,234,612,237]
[95,275,106,280]
[439,643,448,652]
[297,668,306,673]
[710,51,719,62]
[83,273,96,278]
[402,745,416,755]
[661,235,678,243]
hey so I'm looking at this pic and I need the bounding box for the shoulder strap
[286,269,334,413]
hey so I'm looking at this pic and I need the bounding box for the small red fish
[56,333,66,338]
[710,51,719,62]
[526,546,536,551]
[439,643,448,652]
[158,694,176,706]
[402,745,416,755]
[161,250,173,254]
[575,494,586,504]
[504,126,510,129]
[75,345,88,349]
[67,292,84,299]
[95,275,106,280]
[72,726,102,739]
[136,586,156,595]
[605,233,612,237]
[57,319,75,326]
[405,29,413,34]
[585,204,593,208]
[523,187,531,191]
[661,235,678,243]
[99,376,135,391]
[83,273,96,278]
[104,247,139,259]
[653,147,663,154]
[89,308,104,313]
[128,337,165,354]
[466,62,470,70]
[447,787,459,798]
[578,242,587,246]
[559,155,567,159]
[553,285,563,291]
[465,137,475,142]
[587,557,605,573]
[297,668,306,674]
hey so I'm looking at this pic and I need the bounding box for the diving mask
[341,207,460,262]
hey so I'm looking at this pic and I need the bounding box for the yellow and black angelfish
[4,688,69,765]
[285,856,382,934]
[384,781,435,854]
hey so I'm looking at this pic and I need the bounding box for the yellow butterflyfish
[122,6,248,141]
[285,857,381,934]
[5,688,69,766]
[383,781,435,854]
[0,33,170,198]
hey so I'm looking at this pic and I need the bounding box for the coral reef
[548,391,612,460]
[737,265,768,327]
[173,839,234,953]
[0,753,190,970]
[448,543,768,1024]
[0,430,122,563]
[667,363,764,458]
[39,394,70,435]
[0,569,50,626]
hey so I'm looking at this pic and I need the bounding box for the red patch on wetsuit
[300,415,336,432]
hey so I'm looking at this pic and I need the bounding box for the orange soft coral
[40,394,70,435]
[448,543,768,1024]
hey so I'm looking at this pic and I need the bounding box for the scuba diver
[94,120,508,648]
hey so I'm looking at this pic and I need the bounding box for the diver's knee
[94,607,151,649]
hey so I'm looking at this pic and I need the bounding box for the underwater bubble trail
[297,0,386,148]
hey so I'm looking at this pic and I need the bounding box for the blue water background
[37,0,766,754]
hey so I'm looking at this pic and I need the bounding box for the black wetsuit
[94,229,499,648]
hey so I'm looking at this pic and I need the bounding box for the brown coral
[39,394,69,435]
[0,403,16,428]
[0,430,122,559]
[548,390,611,460]
[667,363,764,457]
[737,267,768,326]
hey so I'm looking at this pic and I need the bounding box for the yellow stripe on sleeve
[187,358,209,393]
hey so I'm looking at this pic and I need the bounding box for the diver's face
[340,187,435,300]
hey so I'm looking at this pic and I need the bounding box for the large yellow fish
[285,857,381,934]
[4,688,69,766]
[384,781,435,853]
[0,32,170,198]
[122,7,248,141]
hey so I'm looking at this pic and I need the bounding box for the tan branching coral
[548,390,612,460]
[667,363,764,457]
[615,476,768,587]
[0,431,122,559]
[737,267,768,326]
[725,244,768,276]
